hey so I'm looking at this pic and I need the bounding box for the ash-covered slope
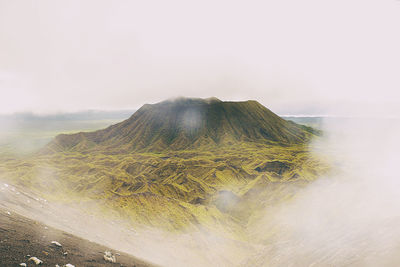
[45,97,313,153]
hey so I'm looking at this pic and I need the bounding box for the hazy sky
[0,0,399,115]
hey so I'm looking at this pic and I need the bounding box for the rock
[104,251,117,263]
[255,160,291,175]
[19,263,27,267]
[64,264,75,267]
[28,257,43,265]
[51,241,62,247]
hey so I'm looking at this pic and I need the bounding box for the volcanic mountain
[45,97,314,153]
[1,97,328,245]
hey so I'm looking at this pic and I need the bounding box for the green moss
[0,140,329,241]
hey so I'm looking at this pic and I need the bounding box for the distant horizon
[1,109,328,118]
[0,96,324,116]
[2,109,399,120]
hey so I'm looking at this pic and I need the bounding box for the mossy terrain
[0,98,329,243]
[0,142,328,238]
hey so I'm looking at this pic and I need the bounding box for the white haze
[1,0,400,115]
[0,179,255,267]
[1,0,400,266]
[244,117,400,266]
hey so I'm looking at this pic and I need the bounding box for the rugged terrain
[0,98,329,265]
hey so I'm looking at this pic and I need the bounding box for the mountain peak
[45,97,314,153]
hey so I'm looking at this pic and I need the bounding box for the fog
[1,0,400,115]
[0,179,255,267]
[244,116,400,266]
[1,0,400,265]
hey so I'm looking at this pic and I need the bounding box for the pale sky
[0,0,399,115]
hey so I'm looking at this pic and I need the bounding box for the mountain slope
[0,207,154,267]
[0,97,328,249]
[45,97,314,153]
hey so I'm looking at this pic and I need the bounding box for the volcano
[2,97,327,243]
[45,97,314,153]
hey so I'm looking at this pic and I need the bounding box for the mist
[244,116,400,266]
[1,0,400,265]
[1,0,400,115]
[0,177,255,267]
